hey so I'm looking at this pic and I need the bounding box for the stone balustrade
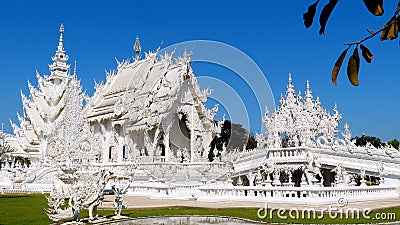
[23,183,53,192]
[267,147,307,159]
[197,185,398,204]
[129,183,173,197]
[1,188,48,194]
[1,183,52,194]
[125,181,399,204]
[2,179,397,205]
[128,183,203,198]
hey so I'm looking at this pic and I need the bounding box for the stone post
[300,173,307,187]
[247,173,255,186]
[272,169,281,186]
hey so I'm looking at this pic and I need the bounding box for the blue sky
[0,1,398,141]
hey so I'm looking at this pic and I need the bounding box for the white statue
[111,180,130,217]
[46,169,112,222]
[303,152,323,186]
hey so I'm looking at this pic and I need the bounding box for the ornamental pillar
[272,169,281,186]
[247,173,255,186]
[255,171,263,186]
[164,131,170,161]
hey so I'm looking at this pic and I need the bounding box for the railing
[125,181,399,203]
[128,183,203,198]
[23,183,53,192]
[267,147,307,159]
[129,183,173,196]
[1,188,49,194]
[2,182,397,205]
[198,185,398,203]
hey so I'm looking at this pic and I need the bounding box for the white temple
[84,38,218,164]
[1,25,400,205]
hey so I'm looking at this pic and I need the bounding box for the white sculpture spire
[286,73,295,96]
[285,74,296,110]
[73,60,77,77]
[49,23,70,78]
[263,75,343,148]
[305,80,313,105]
[58,24,64,52]
[134,36,141,54]
[342,123,351,140]
[10,24,90,164]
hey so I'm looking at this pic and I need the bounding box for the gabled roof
[85,51,208,129]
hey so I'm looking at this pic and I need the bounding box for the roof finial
[305,80,313,101]
[60,23,64,33]
[286,73,295,94]
[134,36,141,54]
[333,103,338,112]
[49,23,70,78]
[58,23,64,51]
[73,60,77,76]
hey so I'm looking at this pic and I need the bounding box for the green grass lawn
[0,194,399,224]
[0,194,51,225]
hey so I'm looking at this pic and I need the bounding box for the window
[123,146,129,160]
[109,146,113,160]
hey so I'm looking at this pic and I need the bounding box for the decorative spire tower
[342,123,352,140]
[285,74,296,109]
[12,24,87,164]
[49,24,70,79]
[133,36,142,60]
[304,80,314,108]
[286,74,295,96]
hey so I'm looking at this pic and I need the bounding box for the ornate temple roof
[9,24,86,157]
[18,25,74,137]
[85,49,213,131]
[261,74,343,148]
[49,24,70,79]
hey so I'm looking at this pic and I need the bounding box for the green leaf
[303,0,319,28]
[319,0,339,35]
[331,47,349,85]
[363,0,384,16]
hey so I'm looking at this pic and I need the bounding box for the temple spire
[305,80,313,103]
[58,24,64,52]
[286,73,295,96]
[49,24,70,79]
[133,36,142,61]
[73,60,77,77]
[134,36,141,53]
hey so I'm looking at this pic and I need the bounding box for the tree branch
[344,7,400,46]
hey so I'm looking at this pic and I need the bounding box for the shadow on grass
[0,195,30,199]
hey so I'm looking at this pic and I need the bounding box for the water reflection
[116,216,263,224]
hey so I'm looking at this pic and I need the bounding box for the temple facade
[84,39,219,164]
[2,25,220,169]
